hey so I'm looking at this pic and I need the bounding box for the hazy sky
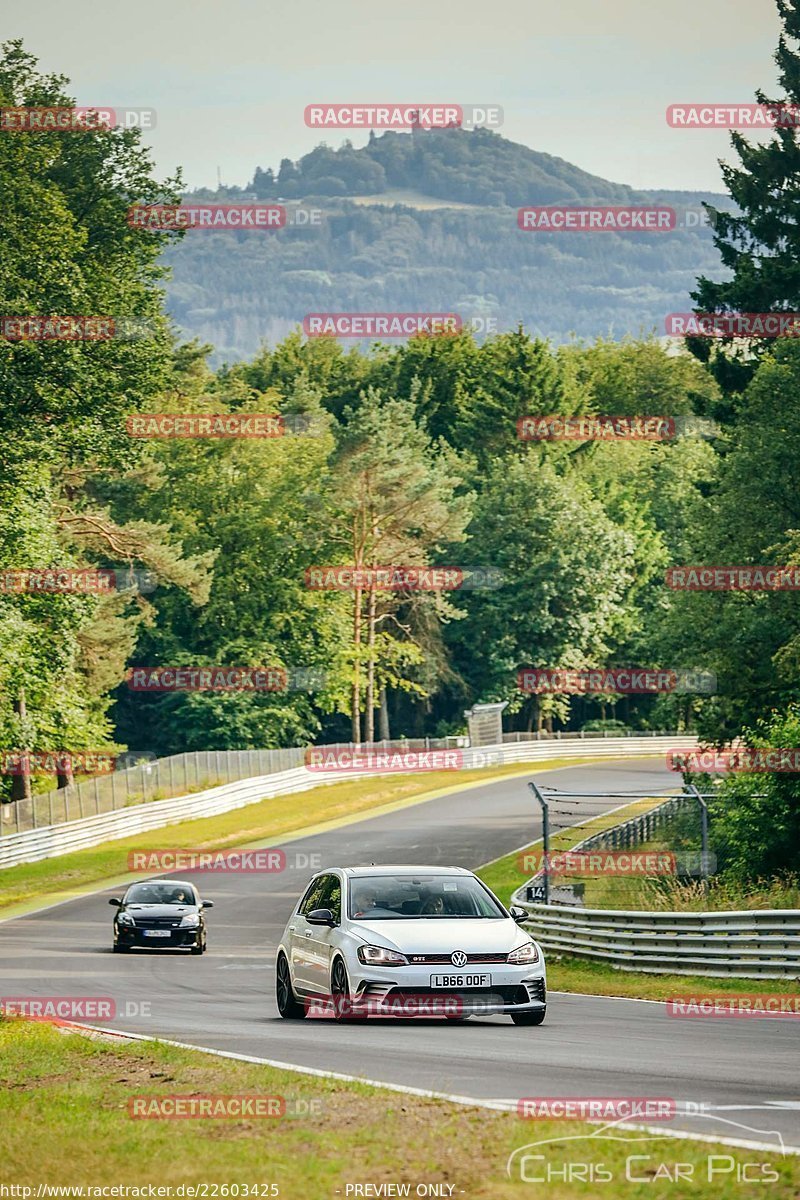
[7,0,783,192]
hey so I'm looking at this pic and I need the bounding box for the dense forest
[2,2,800,890]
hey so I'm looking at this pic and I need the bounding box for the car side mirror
[108,897,122,907]
[509,905,528,923]
[202,900,214,908]
[306,907,336,926]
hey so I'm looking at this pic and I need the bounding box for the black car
[110,879,213,954]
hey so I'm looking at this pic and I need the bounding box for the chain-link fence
[0,729,679,836]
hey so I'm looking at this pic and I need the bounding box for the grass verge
[477,794,672,909]
[580,849,800,913]
[2,1018,797,1197]
[0,757,602,917]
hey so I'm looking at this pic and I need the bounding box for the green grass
[477,793,672,908]
[3,1019,797,1197]
[0,757,604,916]
[580,848,800,913]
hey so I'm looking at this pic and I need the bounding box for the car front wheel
[511,1008,546,1026]
[331,957,367,1022]
[276,953,306,1019]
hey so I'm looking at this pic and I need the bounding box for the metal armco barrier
[0,734,692,869]
[514,902,800,979]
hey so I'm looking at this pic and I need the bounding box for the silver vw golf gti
[275,865,546,1024]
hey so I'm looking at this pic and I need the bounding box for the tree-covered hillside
[165,130,732,363]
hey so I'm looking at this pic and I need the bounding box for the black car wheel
[190,935,206,956]
[112,943,129,954]
[511,1007,546,1026]
[276,953,306,1019]
[330,957,367,1022]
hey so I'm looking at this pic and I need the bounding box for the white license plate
[142,929,172,938]
[430,973,491,988]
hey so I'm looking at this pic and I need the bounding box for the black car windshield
[348,875,505,920]
[124,883,195,906]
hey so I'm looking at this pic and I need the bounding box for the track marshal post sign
[464,701,508,748]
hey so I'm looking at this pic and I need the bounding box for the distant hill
[164,128,732,362]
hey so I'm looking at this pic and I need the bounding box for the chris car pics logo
[507,1110,785,1184]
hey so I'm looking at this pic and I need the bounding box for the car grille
[130,917,182,928]
[405,952,508,964]
[386,985,532,1006]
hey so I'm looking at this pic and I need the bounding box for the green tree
[448,454,635,731]
[689,0,800,400]
[108,364,351,753]
[0,41,187,794]
[664,342,800,738]
[704,706,800,882]
[329,389,472,741]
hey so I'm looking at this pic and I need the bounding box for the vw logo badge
[450,950,467,968]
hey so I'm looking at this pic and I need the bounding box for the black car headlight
[357,945,408,966]
[117,913,135,927]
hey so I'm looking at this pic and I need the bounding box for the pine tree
[688,0,800,398]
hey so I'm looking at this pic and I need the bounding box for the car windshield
[348,875,505,920]
[124,883,195,906]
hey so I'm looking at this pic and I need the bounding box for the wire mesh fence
[0,729,679,836]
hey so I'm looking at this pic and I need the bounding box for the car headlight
[179,913,201,928]
[117,912,135,927]
[507,941,539,965]
[357,945,408,966]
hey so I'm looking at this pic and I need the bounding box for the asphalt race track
[1,758,798,1152]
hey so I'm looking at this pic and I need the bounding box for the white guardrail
[0,735,690,870]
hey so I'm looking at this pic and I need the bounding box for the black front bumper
[116,926,200,949]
